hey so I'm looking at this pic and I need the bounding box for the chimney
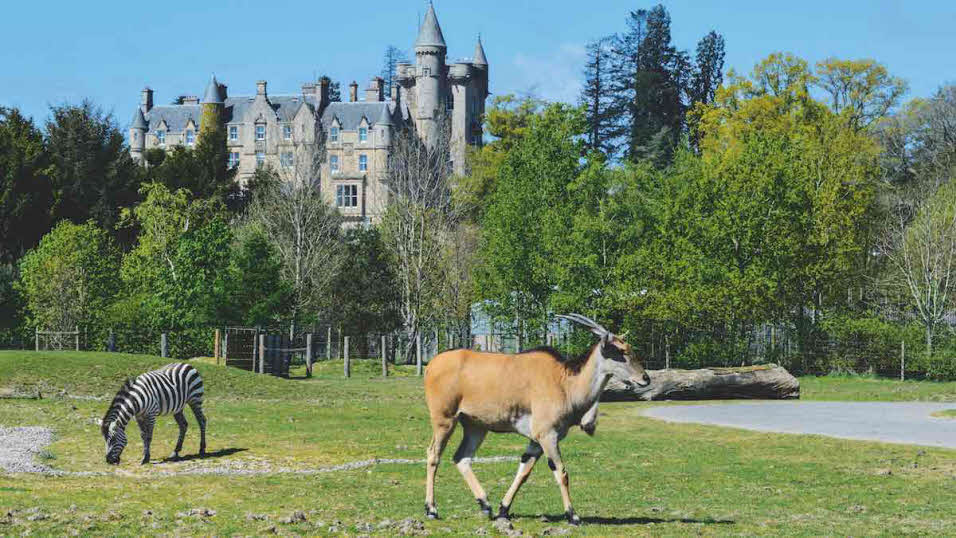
[366,77,384,102]
[391,83,399,103]
[301,82,316,96]
[141,87,154,113]
[256,80,268,96]
[218,83,228,100]
[349,81,358,102]
[318,77,331,109]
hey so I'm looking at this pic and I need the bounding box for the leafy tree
[330,227,401,339]
[45,101,140,234]
[223,225,291,327]
[17,221,119,332]
[0,107,52,263]
[816,58,907,132]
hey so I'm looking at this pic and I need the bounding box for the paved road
[643,401,956,449]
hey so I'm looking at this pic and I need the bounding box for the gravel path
[0,425,517,476]
[0,426,56,473]
[644,401,956,449]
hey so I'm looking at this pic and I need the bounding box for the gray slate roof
[320,101,400,130]
[131,107,148,129]
[145,104,201,132]
[202,75,223,104]
[415,3,446,48]
[473,37,488,65]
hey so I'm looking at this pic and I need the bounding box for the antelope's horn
[557,313,610,336]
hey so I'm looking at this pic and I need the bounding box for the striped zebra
[101,363,206,465]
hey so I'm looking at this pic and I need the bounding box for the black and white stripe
[101,363,206,465]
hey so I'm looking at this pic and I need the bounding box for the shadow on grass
[516,513,735,526]
[160,447,247,463]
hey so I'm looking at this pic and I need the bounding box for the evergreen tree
[381,46,409,98]
[690,31,726,107]
[0,107,52,263]
[579,38,623,158]
[320,76,342,102]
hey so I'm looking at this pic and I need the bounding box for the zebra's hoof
[168,453,180,461]
[141,457,150,465]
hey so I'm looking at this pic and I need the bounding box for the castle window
[359,127,368,143]
[330,155,339,172]
[281,152,294,168]
[185,129,195,146]
[359,154,368,171]
[255,151,265,166]
[228,152,240,168]
[132,131,138,141]
[283,125,292,140]
[155,130,166,146]
[336,184,358,208]
[229,126,238,141]
[255,124,266,141]
[330,126,339,142]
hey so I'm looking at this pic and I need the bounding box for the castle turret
[414,1,447,146]
[200,75,224,140]
[129,107,148,162]
[375,103,393,147]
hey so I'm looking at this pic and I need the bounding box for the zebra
[101,362,206,465]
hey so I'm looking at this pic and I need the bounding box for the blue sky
[2,0,953,126]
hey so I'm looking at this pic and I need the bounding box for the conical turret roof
[473,35,488,65]
[131,107,148,129]
[415,3,446,48]
[376,105,394,126]
[201,75,223,104]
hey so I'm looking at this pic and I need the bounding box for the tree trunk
[602,364,800,401]
[926,324,934,358]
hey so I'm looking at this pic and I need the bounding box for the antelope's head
[558,314,651,388]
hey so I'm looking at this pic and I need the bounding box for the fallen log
[602,363,799,401]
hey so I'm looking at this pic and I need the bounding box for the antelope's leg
[136,414,155,465]
[497,440,542,519]
[538,434,580,525]
[452,419,491,518]
[425,417,457,519]
[580,401,599,436]
[171,411,188,459]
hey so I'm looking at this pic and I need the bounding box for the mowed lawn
[1,352,955,536]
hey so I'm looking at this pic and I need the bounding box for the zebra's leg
[189,401,207,457]
[171,411,188,460]
[136,414,156,465]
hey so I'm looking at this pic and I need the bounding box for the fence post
[344,336,350,378]
[161,333,168,358]
[214,329,221,364]
[108,329,115,353]
[416,333,423,376]
[326,326,332,360]
[75,326,80,351]
[306,333,313,378]
[259,334,266,374]
[35,327,39,352]
[381,335,388,377]
[222,330,228,363]
[901,340,905,381]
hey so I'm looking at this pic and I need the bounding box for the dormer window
[255,124,266,141]
[330,155,339,172]
[229,126,238,141]
[185,129,196,146]
[283,125,292,140]
[359,127,368,143]
[155,130,166,146]
[359,154,368,171]
[330,126,339,142]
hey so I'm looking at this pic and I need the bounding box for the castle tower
[129,107,148,163]
[414,1,447,146]
[200,74,224,139]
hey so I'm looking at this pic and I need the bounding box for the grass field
[2,351,955,536]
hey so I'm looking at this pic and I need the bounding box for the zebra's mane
[101,378,135,436]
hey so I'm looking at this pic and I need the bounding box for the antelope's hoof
[566,510,581,526]
[425,505,439,520]
[477,499,493,519]
[495,504,511,521]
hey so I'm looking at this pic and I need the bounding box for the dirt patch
[0,426,57,473]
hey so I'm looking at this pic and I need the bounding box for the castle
[128,3,488,223]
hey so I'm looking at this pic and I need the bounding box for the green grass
[799,373,956,402]
[1,351,955,536]
[933,409,956,419]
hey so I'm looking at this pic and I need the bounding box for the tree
[816,58,907,132]
[689,31,726,107]
[380,114,464,346]
[17,221,119,332]
[381,46,409,98]
[579,38,623,158]
[0,107,52,263]
[476,104,587,336]
[223,225,290,327]
[320,76,342,102]
[246,129,343,334]
[45,101,140,234]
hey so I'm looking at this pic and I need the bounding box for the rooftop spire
[415,2,446,49]
[131,107,148,130]
[201,74,223,104]
[473,34,488,65]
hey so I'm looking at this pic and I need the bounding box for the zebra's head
[101,378,134,465]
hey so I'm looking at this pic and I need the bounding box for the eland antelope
[423,314,650,525]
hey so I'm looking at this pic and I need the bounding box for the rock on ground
[0,426,56,473]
